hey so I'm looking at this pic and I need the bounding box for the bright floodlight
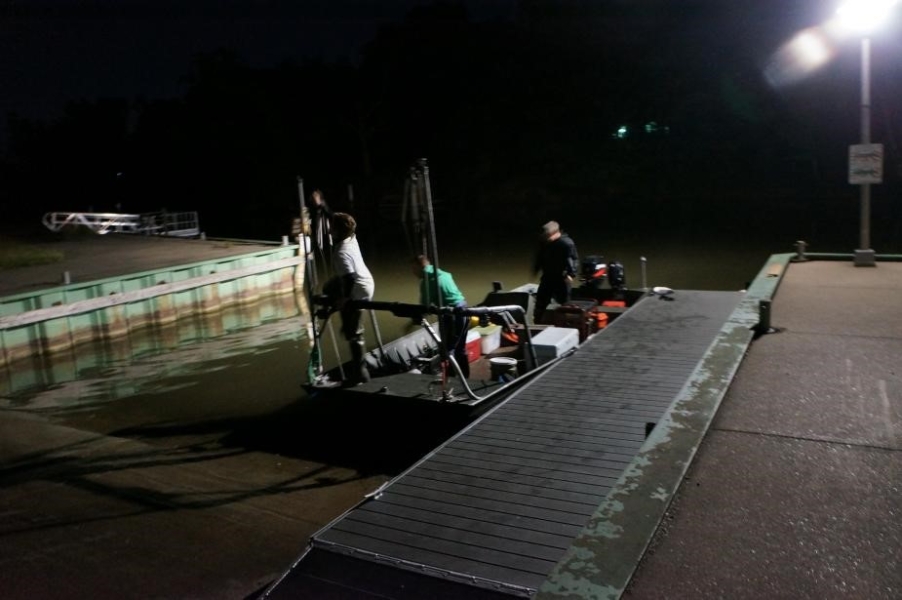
[836,0,900,33]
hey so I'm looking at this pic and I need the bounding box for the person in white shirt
[328,212,375,384]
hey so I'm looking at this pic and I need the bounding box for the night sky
[1,0,516,127]
[2,0,900,242]
[1,1,860,120]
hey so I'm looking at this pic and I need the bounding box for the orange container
[595,311,609,329]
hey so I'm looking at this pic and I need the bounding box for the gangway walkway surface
[263,289,744,598]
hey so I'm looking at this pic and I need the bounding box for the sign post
[848,143,883,185]
[849,142,882,267]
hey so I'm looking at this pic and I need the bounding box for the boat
[303,279,646,414]
[298,159,645,413]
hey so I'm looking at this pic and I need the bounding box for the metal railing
[42,211,201,238]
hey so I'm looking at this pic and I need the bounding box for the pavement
[1,237,900,599]
[624,259,902,599]
[0,408,389,600]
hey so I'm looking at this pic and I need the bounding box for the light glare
[764,27,835,88]
[836,0,900,33]
[794,30,832,68]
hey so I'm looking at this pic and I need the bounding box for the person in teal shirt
[412,255,469,378]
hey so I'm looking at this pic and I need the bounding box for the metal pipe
[855,37,875,266]
[860,36,871,248]
[418,316,546,405]
[325,319,345,381]
[345,300,526,321]
[296,176,305,225]
[420,159,442,303]
[368,309,386,362]
[407,159,447,368]
[640,256,647,291]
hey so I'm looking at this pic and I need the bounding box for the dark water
[0,229,823,473]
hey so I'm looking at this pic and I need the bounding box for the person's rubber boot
[350,339,370,384]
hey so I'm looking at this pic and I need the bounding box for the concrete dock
[0,234,281,298]
[0,237,900,599]
[625,259,902,599]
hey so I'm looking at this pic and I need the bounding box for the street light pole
[838,0,899,265]
[854,37,876,266]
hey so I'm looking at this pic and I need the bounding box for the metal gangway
[42,211,201,238]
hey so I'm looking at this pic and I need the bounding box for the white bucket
[489,356,518,380]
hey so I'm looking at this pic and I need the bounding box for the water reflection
[0,297,306,408]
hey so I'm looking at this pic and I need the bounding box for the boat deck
[263,289,744,598]
[333,370,507,406]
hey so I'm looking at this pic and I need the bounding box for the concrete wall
[0,245,306,369]
[0,294,303,398]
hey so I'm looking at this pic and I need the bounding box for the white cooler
[472,325,501,355]
[531,327,579,361]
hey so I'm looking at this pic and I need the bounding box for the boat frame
[304,285,645,412]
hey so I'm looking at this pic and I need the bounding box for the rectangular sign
[849,143,883,184]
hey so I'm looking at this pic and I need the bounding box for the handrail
[41,211,200,238]
[320,300,540,402]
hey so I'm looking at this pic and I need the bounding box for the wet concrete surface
[0,406,390,599]
[0,233,280,297]
[625,260,902,599]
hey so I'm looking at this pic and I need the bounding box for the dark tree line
[3,0,890,243]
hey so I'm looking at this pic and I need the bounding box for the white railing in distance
[41,211,200,238]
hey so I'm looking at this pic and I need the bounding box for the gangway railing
[139,211,201,237]
[42,211,200,238]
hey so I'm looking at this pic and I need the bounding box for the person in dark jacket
[532,221,579,323]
